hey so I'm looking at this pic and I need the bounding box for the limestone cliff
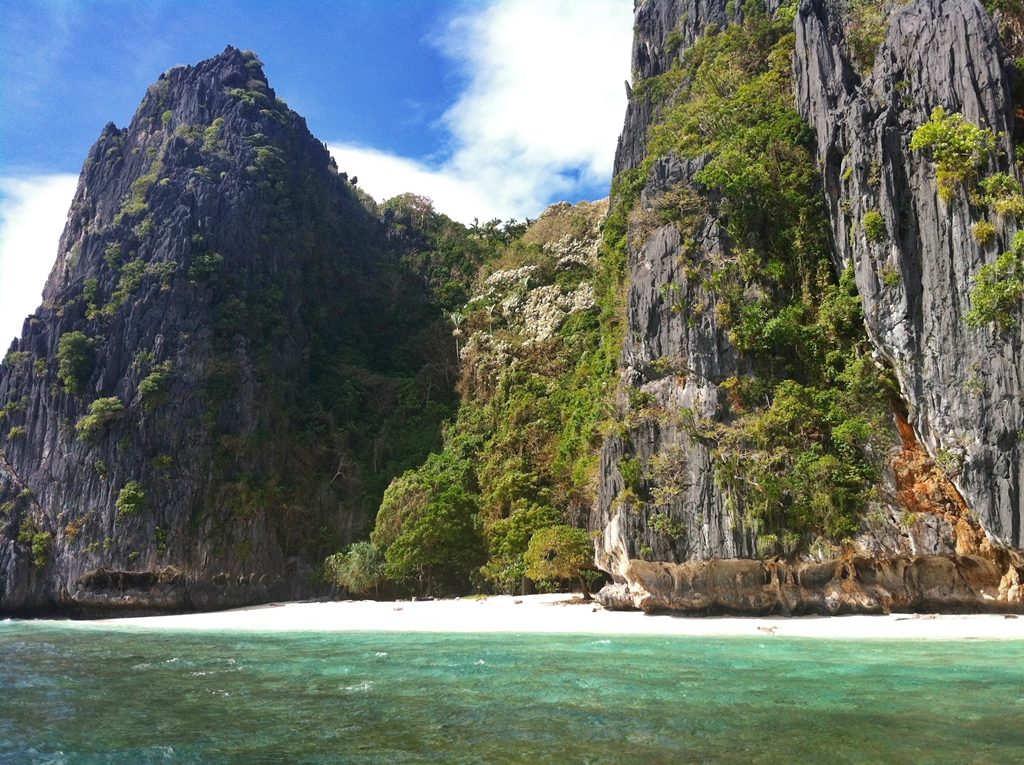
[594,0,1024,614]
[795,0,1023,548]
[0,47,451,615]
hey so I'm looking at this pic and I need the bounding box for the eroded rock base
[597,554,1024,615]
[1,566,323,619]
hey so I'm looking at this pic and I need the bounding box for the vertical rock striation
[591,155,757,581]
[794,0,1024,549]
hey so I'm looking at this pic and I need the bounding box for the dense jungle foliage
[331,199,618,596]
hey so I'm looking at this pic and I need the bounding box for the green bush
[910,107,996,202]
[115,480,146,519]
[155,526,168,555]
[666,28,684,57]
[188,252,224,285]
[7,425,26,440]
[863,210,887,242]
[523,525,595,600]
[479,502,559,593]
[32,531,53,567]
[115,155,163,224]
[965,233,1024,329]
[104,259,146,314]
[104,242,123,270]
[202,118,225,152]
[325,541,386,596]
[138,361,172,412]
[75,396,124,440]
[3,351,30,368]
[648,512,686,539]
[82,278,99,306]
[371,450,486,595]
[57,331,94,393]
[146,260,177,289]
[18,520,53,567]
[227,87,272,108]
[973,220,998,247]
[618,455,644,495]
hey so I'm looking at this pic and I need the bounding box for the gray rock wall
[592,155,757,579]
[594,0,1024,612]
[795,0,1024,548]
[0,47,417,615]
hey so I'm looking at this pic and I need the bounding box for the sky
[0,0,633,349]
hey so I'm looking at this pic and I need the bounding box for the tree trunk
[577,573,592,602]
[520,575,534,596]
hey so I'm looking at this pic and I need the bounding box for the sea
[1,621,1022,764]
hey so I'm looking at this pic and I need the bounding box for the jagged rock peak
[615,0,784,176]
[0,46,425,616]
[134,46,273,131]
[43,44,336,305]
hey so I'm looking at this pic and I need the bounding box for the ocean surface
[1,621,1022,764]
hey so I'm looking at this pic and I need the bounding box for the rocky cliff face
[594,0,1024,614]
[0,47,449,615]
[795,0,1023,548]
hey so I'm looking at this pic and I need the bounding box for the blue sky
[0,0,633,347]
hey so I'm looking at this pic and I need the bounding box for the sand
[82,594,1024,640]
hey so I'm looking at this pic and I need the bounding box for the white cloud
[327,143,509,224]
[0,174,78,349]
[330,0,633,224]
[0,2,633,345]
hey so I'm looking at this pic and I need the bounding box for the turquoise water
[1,622,1023,764]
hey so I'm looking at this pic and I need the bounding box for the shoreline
[38,593,1024,640]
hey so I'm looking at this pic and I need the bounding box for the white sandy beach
[83,594,1024,640]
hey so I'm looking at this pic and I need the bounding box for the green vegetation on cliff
[965,233,1024,330]
[617,2,897,552]
[908,106,1024,332]
[170,99,524,567]
[56,332,94,394]
[332,1,913,592]
[356,201,616,596]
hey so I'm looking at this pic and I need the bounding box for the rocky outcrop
[592,154,758,578]
[794,0,1024,549]
[598,552,1024,615]
[0,47,445,616]
[614,1,787,175]
[594,0,1024,613]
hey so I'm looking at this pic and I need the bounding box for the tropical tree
[524,525,596,601]
[371,448,486,596]
[325,541,386,597]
